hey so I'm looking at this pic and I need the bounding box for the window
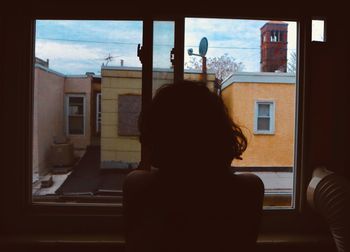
[184,18,297,208]
[31,17,300,210]
[271,31,281,42]
[312,19,326,42]
[0,5,320,239]
[66,95,85,135]
[32,20,143,202]
[254,101,275,134]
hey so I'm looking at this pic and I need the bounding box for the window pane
[32,20,143,204]
[69,97,84,115]
[258,104,270,117]
[153,21,175,94]
[185,18,298,209]
[257,117,270,131]
[312,20,325,42]
[69,116,84,134]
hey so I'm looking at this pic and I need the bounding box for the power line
[186,45,296,51]
[36,37,139,45]
[36,37,296,51]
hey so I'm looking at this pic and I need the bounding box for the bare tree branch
[185,53,244,81]
[287,51,297,74]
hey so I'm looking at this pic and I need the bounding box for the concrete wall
[33,67,93,176]
[222,81,296,167]
[33,67,65,176]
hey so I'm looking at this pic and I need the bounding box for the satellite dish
[199,37,208,56]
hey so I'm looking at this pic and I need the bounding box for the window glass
[32,20,143,203]
[153,21,175,94]
[184,18,298,208]
[258,104,270,117]
[312,19,326,42]
[258,118,270,131]
[256,102,274,133]
[32,18,299,209]
[67,95,85,135]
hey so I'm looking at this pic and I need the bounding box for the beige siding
[100,69,142,167]
[100,68,216,167]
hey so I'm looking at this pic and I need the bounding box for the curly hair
[139,81,247,172]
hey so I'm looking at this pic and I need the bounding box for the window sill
[0,232,336,252]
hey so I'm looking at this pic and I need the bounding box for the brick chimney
[260,21,288,72]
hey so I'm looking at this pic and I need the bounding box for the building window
[254,101,275,134]
[66,94,85,135]
[270,30,281,42]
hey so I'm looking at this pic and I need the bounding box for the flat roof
[221,72,296,90]
[35,64,66,78]
[35,64,101,79]
[102,65,215,74]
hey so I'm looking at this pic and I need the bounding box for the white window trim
[96,93,101,133]
[65,94,86,136]
[254,100,275,135]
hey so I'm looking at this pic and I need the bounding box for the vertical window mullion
[174,17,185,83]
[141,18,153,169]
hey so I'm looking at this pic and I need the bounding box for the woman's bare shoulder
[233,173,265,196]
[123,169,158,194]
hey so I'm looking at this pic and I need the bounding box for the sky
[35,18,302,75]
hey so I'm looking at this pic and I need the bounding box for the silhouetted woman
[123,81,264,252]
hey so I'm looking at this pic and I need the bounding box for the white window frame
[65,94,86,136]
[254,100,275,135]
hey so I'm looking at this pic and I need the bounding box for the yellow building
[221,72,296,169]
[100,66,216,169]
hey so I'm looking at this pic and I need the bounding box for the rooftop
[221,72,296,90]
[102,65,216,74]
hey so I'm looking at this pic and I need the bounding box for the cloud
[36,19,298,74]
[35,40,141,74]
[185,18,298,72]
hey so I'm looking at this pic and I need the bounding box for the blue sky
[35,19,297,75]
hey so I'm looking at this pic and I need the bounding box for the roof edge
[221,72,296,90]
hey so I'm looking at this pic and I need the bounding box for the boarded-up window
[118,94,141,136]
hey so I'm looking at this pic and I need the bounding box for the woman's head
[139,81,247,173]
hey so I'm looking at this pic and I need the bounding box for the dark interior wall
[0,0,349,241]
[329,16,350,179]
[307,14,350,178]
